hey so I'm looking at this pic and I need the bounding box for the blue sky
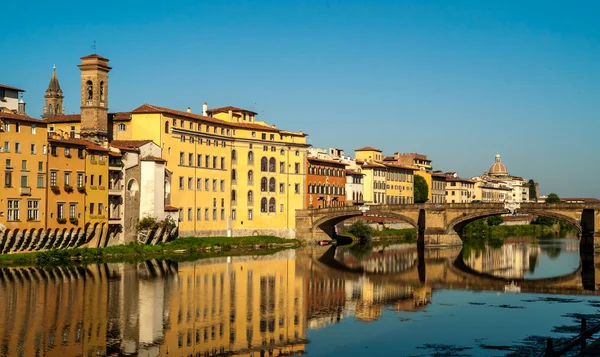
[2,0,599,197]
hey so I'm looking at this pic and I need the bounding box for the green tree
[347,220,374,243]
[546,193,560,203]
[414,175,429,203]
[534,216,556,226]
[486,215,504,226]
[528,179,537,200]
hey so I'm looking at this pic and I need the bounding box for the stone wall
[178,228,296,239]
[0,222,178,253]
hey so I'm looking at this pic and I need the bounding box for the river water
[0,238,599,356]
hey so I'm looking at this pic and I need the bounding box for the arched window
[269,178,276,192]
[86,80,93,101]
[353,192,357,201]
[248,151,254,165]
[100,81,104,101]
[261,177,267,192]
[231,169,237,182]
[260,157,268,172]
[48,104,53,115]
[231,190,237,203]
[261,198,267,212]
[269,198,276,212]
[164,121,169,133]
[247,170,254,185]
[280,149,285,155]
[118,123,126,131]
[309,184,313,194]
[269,158,276,172]
[247,190,253,205]
[232,150,237,164]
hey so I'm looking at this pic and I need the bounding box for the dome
[489,154,508,176]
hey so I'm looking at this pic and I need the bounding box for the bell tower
[42,65,64,119]
[78,54,111,145]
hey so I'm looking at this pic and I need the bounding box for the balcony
[20,187,31,196]
[109,184,123,195]
[108,160,123,170]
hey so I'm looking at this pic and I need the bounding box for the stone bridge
[295,202,600,247]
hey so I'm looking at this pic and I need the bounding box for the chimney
[202,102,208,116]
[17,93,26,115]
[187,107,192,113]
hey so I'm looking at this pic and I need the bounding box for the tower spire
[42,65,64,119]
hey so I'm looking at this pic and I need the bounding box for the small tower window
[100,81,104,101]
[118,124,126,131]
[86,80,93,101]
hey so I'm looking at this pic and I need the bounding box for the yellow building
[355,147,386,204]
[445,175,476,203]
[126,104,308,237]
[0,112,48,230]
[47,136,87,228]
[83,143,109,227]
[384,163,415,204]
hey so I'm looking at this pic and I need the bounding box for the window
[205,155,210,167]
[279,183,285,193]
[260,198,267,213]
[7,199,19,221]
[248,170,254,185]
[232,150,237,164]
[280,162,285,173]
[221,157,225,169]
[220,208,225,220]
[15,142,21,153]
[269,178,276,192]
[294,163,300,174]
[197,178,202,190]
[98,203,104,215]
[180,152,184,165]
[213,156,217,169]
[37,175,44,188]
[197,208,201,221]
[164,121,169,133]
[248,209,253,220]
[30,144,36,155]
[69,203,76,219]
[180,120,184,128]
[295,150,299,156]
[189,153,193,166]
[269,158,276,172]
[3,141,8,152]
[248,151,254,165]
[232,190,237,204]
[294,184,300,194]
[118,123,126,131]
[270,134,274,141]
[78,148,84,159]
[197,154,202,167]
[269,198,276,212]
[251,131,256,138]
[188,208,192,221]
[31,124,36,134]
[231,169,237,183]
[205,178,209,191]
[179,208,183,222]
[261,177,267,192]
[20,174,28,188]
[64,172,70,186]
[38,161,43,172]
[58,203,65,219]
[64,147,71,157]
[27,200,39,221]
[280,204,284,212]
[15,122,20,133]
[231,209,236,220]
[3,120,8,131]
[21,160,26,170]
[247,190,253,205]
[205,208,209,221]
[212,207,217,220]
[98,175,103,187]
[188,177,193,190]
[212,179,217,192]
[50,171,57,186]
[77,173,84,188]
[260,157,268,172]
[179,176,184,190]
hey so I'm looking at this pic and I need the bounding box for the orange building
[306,157,346,208]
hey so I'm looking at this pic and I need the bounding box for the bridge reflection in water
[0,245,599,356]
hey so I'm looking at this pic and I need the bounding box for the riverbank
[0,236,301,267]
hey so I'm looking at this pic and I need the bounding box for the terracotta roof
[446,176,475,183]
[43,112,131,123]
[81,54,109,61]
[132,103,305,135]
[384,162,417,171]
[431,173,447,178]
[108,151,122,157]
[307,156,346,167]
[355,146,381,152]
[141,155,166,163]
[206,106,257,115]
[346,169,364,175]
[0,112,46,125]
[361,161,386,169]
[164,205,179,211]
[48,137,109,152]
[0,84,25,92]
[110,140,154,151]
[46,68,62,93]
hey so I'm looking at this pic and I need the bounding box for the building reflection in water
[464,243,542,279]
[0,250,306,357]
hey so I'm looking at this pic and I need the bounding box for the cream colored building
[445,174,475,203]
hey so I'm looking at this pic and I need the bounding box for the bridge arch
[311,210,419,238]
[447,208,583,238]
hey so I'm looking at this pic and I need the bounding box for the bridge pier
[421,229,462,246]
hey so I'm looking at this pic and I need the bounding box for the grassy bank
[0,236,301,267]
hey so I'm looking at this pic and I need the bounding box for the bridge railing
[542,317,600,356]
[300,202,600,213]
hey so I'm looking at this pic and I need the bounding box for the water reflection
[0,240,599,356]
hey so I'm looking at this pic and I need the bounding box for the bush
[487,215,503,226]
[57,217,67,224]
[136,216,158,232]
[347,220,374,242]
[69,217,79,225]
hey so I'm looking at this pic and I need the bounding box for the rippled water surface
[0,238,599,356]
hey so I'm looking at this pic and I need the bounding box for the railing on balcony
[20,187,31,196]
[109,183,123,195]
